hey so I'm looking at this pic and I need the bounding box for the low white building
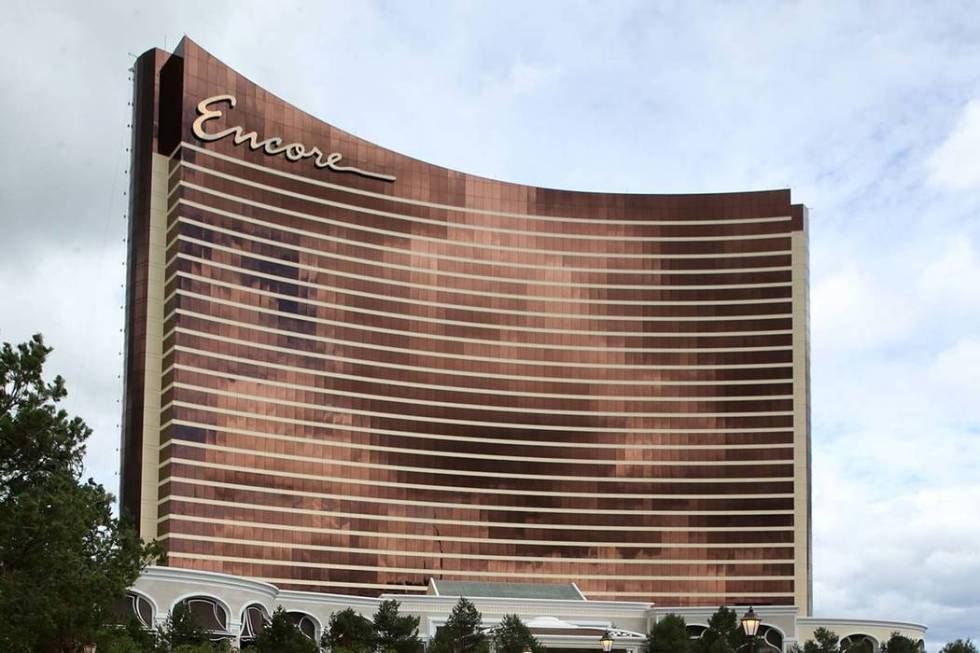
[127,567,926,651]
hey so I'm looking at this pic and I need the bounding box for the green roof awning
[430,580,585,601]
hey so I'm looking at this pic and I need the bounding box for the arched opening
[757,625,784,653]
[287,611,321,641]
[687,625,708,640]
[240,603,271,647]
[841,634,878,653]
[109,591,156,628]
[173,596,232,641]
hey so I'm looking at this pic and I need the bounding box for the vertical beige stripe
[792,216,812,615]
[138,153,169,540]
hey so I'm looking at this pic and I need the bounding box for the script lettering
[192,94,396,182]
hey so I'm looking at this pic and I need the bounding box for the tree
[803,628,840,653]
[882,633,921,653]
[323,608,376,653]
[691,607,747,653]
[842,639,874,653]
[940,641,977,653]
[0,335,161,653]
[159,602,210,650]
[490,614,543,653]
[94,618,161,653]
[647,614,689,653]
[253,607,318,653]
[428,597,487,653]
[375,599,423,653]
[171,644,233,653]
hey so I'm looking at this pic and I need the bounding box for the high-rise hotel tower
[122,38,812,612]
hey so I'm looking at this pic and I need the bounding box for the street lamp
[600,632,614,653]
[740,607,760,637]
[740,607,760,653]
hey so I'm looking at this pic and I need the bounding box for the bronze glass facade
[121,37,812,610]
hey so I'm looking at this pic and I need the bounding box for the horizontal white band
[182,161,790,243]
[157,494,793,532]
[165,417,794,454]
[171,228,791,296]
[167,358,793,407]
[167,349,792,402]
[165,542,791,580]
[160,458,793,497]
[170,210,793,279]
[166,399,795,434]
[160,440,792,483]
[161,509,790,533]
[167,330,794,385]
[172,247,792,310]
[175,185,791,260]
[161,515,793,549]
[168,268,792,327]
[166,289,791,354]
[161,475,794,508]
[167,380,795,419]
[168,308,796,367]
[163,531,792,565]
[181,142,796,229]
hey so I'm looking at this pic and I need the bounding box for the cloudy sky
[1,0,978,647]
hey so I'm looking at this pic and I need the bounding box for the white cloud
[0,243,127,487]
[928,99,980,190]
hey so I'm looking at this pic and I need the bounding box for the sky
[1,0,978,647]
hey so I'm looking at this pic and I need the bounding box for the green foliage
[375,599,423,653]
[882,633,921,653]
[647,614,689,653]
[171,642,233,653]
[803,627,840,653]
[691,607,747,653]
[490,614,543,653]
[323,607,376,653]
[427,598,487,653]
[843,639,874,653]
[940,640,978,653]
[95,619,161,653]
[253,607,318,653]
[0,335,161,653]
[159,602,234,652]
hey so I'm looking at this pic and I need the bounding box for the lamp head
[740,607,761,637]
[600,632,614,652]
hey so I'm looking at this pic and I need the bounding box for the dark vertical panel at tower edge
[158,50,184,156]
[119,48,167,523]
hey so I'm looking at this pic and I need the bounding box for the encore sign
[192,94,396,182]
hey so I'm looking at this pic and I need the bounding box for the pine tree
[803,627,840,653]
[491,614,543,653]
[0,335,161,653]
[428,598,486,653]
[374,599,422,653]
[647,614,689,653]
[254,607,318,653]
[323,608,376,653]
[940,640,977,653]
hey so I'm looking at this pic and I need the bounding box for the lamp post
[600,632,615,653]
[740,607,761,653]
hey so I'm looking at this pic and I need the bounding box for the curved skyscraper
[122,38,811,611]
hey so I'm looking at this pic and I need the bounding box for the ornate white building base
[129,567,926,651]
